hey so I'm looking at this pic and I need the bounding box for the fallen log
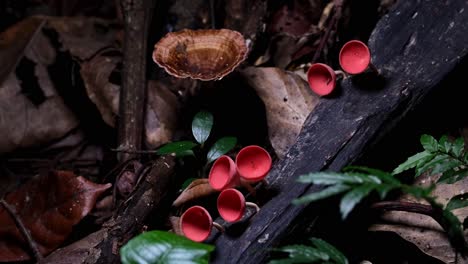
[212,1,468,263]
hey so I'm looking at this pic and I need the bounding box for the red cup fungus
[217,188,259,223]
[236,145,272,182]
[180,205,223,242]
[307,63,337,96]
[339,40,371,74]
[209,155,239,191]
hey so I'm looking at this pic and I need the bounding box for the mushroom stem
[213,222,225,233]
[246,202,260,213]
[334,70,347,79]
[368,63,380,75]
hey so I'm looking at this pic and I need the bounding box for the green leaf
[310,238,348,264]
[437,168,468,184]
[339,184,375,219]
[374,184,397,199]
[415,154,461,176]
[192,111,214,145]
[157,141,198,155]
[206,137,237,163]
[297,172,380,186]
[293,185,350,205]
[401,185,434,199]
[451,137,465,158]
[392,151,433,175]
[446,193,468,211]
[421,134,438,152]
[120,231,214,264]
[270,245,329,264]
[344,166,400,185]
[181,178,198,189]
[439,208,468,253]
[439,135,452,153]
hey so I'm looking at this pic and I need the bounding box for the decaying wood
[117,0,153,161]
[212,1,468,263]
[41,156,175,264]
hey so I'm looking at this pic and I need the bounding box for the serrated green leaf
[392,151,432,175]
[446,193,468,211]
[437,168,468,184]
[206,137,237,163]
[293,185,350,205]
[374,184,398,199]
[120,231,214,264]
[339,184,375,219]
[297,172,380,186]
[451,137,465,158]
[439,135,452,153]
[421,134,438,152]
[309,238,348,264]
[192,111,214,145]
[271,245,329,263]
[344,166,399,185]
[415,154,461,177]
[401,185,434,199]
[157,141,198,155]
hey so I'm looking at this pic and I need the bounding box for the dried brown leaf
[0,171,111,261]
[370,173,468,263]
[240,67,319,158]
[172,179,216,207]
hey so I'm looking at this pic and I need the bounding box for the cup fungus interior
[181,206,212,242]
[307,63,336,96]
[339,40,371,74]
[209,155,236,190]
[236,146,272,182]
[217,188,245,223]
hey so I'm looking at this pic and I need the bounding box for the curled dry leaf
[116,160,142,196]
[240,67,319,158]
[172,179,216,207]
[370,173,468,263]
[0,16,120,154]
[0,17,79,154]
[80,49,181,148]
[169,216,182,236]
[0,171,111,261]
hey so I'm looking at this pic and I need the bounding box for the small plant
[120,230,214,264]
[278,134,468,263]
[270,237,348,264]
[158,111,237,164]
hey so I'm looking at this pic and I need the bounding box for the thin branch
[0,199,43,261]
[312,0,344,63]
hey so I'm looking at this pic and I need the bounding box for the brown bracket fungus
[152,29,248,81]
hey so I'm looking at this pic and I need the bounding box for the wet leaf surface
[0,171,111,261]
[241,67,319,158]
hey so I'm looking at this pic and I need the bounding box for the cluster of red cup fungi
[180,145,272,242]
[307,40,373,96]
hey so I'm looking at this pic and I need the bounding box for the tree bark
[212,1,468,263]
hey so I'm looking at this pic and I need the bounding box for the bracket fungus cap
[152,29,248,81]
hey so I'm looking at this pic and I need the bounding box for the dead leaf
[172,179,216,207]
[370,173,468,263]
[240,67,319,158]
[116,160,142,196]
[0,17,79,154]
[0,171,111,261]
[169,216,182,236]
[81,50,181,148]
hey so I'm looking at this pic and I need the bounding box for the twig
[210,0,216,29]
[311,0,344,63]
[0,199,43,261]
[118,0,152,162]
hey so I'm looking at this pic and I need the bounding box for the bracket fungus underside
[152,29,248,81]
